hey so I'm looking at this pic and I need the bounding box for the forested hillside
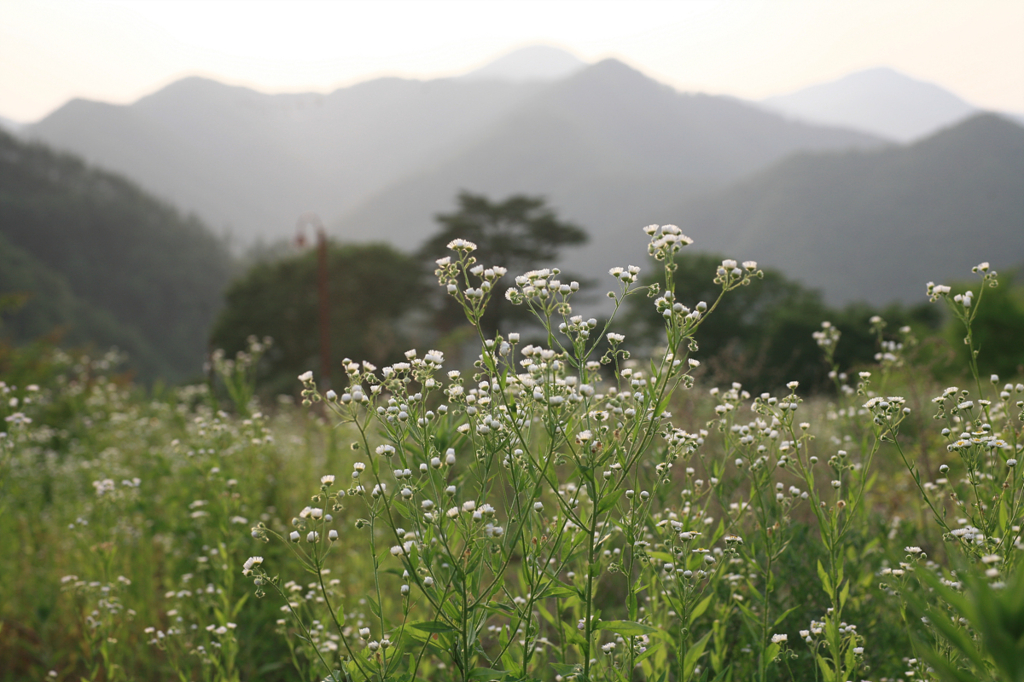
[0,131,233,381]
[667,114,1024,305]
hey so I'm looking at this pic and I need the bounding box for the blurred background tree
[418,191,588,337]
[623,252,941,393]
[944,268,1024,380]
[209,242,424,395]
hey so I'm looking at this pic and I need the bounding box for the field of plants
[2,226,1023,682]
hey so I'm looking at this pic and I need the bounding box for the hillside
[334,59,883,279]
[666,114,1024,306]
[761,67,977,142]
[25,76,546,241]
[0,130,233,381]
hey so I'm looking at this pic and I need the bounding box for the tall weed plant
[2,227,1022,682]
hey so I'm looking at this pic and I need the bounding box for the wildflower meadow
[2,226,1023,682]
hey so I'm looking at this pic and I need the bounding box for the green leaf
[536,581,576,600]
[596,620,659,637]
[689,595,713,625]
[682,630,713,682]
[561,620,587,647]
[839,580,850,610]
[597,489,626,516]
[816,653,836,682]
[772,605,800,628]
[817,560,834,600]
[406,620,455,634]
[764,642,782,666]
[705,667,731,682]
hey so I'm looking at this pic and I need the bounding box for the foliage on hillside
[0,130,233,382]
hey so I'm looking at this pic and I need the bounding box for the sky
[2,0,1023,123]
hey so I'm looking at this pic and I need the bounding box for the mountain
[0,231,165,372]
[0,130,233,381]
[664,114,1024,306]
[25,76,546,242]
[0,115,24,133]
[24,58,879,250]
[462,45,586,82]
[761,67,977,142]
[334,59,884,279]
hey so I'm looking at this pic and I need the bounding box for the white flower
[242,556,263,575]
[321,475,335,486]
[771,633,788,644]
[298,371,313,382]
[446,238,477,252]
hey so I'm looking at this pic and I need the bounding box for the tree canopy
[209,242,424,394]
[419,191,588,335]
[623,252,940,392]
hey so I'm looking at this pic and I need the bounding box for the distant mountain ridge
[761,67,978,142]
[23,54,881,247]
[462,45,586,82]
[27,75,546,241]
[333,59,883,280]
[665,113,1024,305]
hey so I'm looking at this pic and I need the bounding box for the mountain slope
[666,114,1024,305]
[462,45,586,82]
[0,130,233,381]
[335,59,884,278]
[762,67,977,142]
[25,76,545,241]
[0,232,168,375]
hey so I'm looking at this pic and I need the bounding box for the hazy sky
[2,0,1022,122]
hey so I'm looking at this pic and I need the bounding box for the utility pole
[296,213,331,388]
[316,227,331,389]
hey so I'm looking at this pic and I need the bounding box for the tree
[623,252,941,393]
[945,269,1024,380]
[210,242,424,394]
[419,192,588,336]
